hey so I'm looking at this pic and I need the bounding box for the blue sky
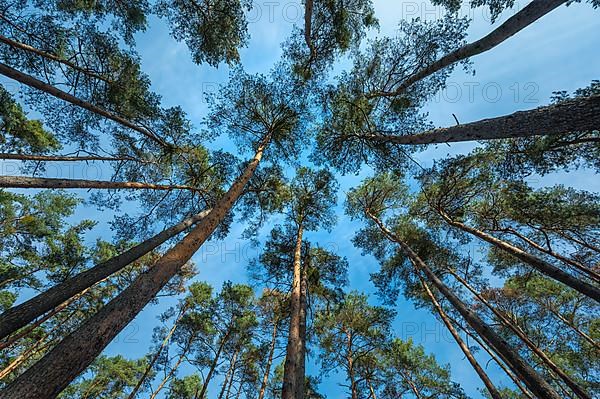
[2,0,600,397]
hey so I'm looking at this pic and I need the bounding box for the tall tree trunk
[282,225,305,399]
[0,176,204,194]
[0,153,141,163]
[148,342,189,399]
[416,276,503,399]
[366,95,600,144]
[126,305,189,399]
[366,211,562,399]
[498,227,600,282]
[448,314,535,399]
[0,62,170,149]
[198,329,231,399]
[450,270,592,399]
[545,307,599,350]
[298,251,308,394]
[346,330,358,399]
[0,278,106,350]
[438,211,600,302]
[257,322,279,399]
[0,209,210,340]
[371,0,567,97]
[0,132,272,398]
[219,348,240,399]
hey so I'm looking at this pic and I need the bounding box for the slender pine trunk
[0,62,170,148]
[257,322,278,399]
[0,133,272,398]
[0,209,210,340]
[126,305,189,399]
[366,211,562,399]
[218,348,239,399]
[438,211,600,302]
[148,343,189,399]
[282,224,305,399]
[448,314,535,399]
[366,95,600,144]
[416,277,502,399]
[450,270,591,399]
[198,330,230,399]
[372,0,567,97]
[545,307,599,350]
[0,175,203,193]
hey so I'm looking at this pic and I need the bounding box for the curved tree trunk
[416,277,503,399]
[282,225,305,399]
[0,209,210,340]
[257,322,279,399]
[367,95,600,144]
[450,270,592,399]
[438,211,600,302]
[365,211,562,399]
[0,176,204,194]
[0,132,272,398]
[372,0,567,97]
[0,62,170,149]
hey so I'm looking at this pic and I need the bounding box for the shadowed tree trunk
[371,0,568,97]
[0,209,211,340]
[0,132,272,398]
[365,210,562,399]
[0,176,204,194]
[450,270,592,399]
[438,210,600,302]
[366,95,600,144]
[282,225,305,399]
[0,62,170,148]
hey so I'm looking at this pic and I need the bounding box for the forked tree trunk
[372,0,568,97]
[0,209,210,340]
[0,176,204,194]
[0,132,272,398]
[367,95,600,145]
[438,211,600,302]
[366,211,562,399]
[450,270,592,399]
[258,322,279,399]
[0,62,170,149]
[416,276,502,399]
[282,225,305,399]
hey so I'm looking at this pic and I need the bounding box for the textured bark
[439,212,600,302]
[372,0,567,97]
[126,305,189,399]
[257,323,279,399]
[304,0,316,61]
[0,62,170,148]
[366,211,562,399]
[0,209,210,340]
[0,175,204,194]
[368,95,600,144]
[0,132,271,398]
[282,225,305,399]
[416,277,502,399]
[451,270,592,399]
